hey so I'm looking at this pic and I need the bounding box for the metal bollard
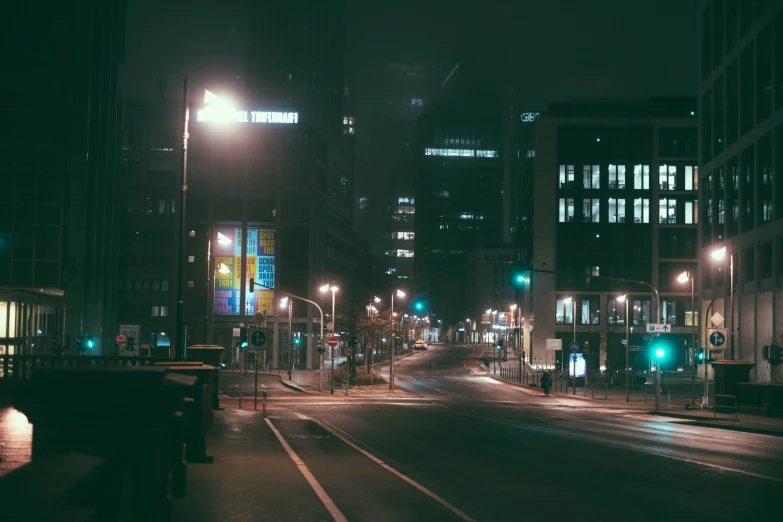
[667,389,671,407]
[262,391,267,418]
[605,382,608,400]
[343,380,348,396]
[644,385,648,404]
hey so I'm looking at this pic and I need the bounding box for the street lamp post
[711,246,734,360]
[320,284,338,394]
[280,297,293,380]
[279,292,325,389]
[175,79,190,361]
[390,289,406,391]
[678,271,697,406]
[617,294,630,402]
[563,297,576,395]
[368,297,381,374]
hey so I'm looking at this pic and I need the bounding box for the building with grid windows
[698,1,783,382]
[523,98,699,377]
[0,1,126,356]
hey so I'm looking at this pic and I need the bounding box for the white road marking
[457,411,783,483]
[312,418,478,522]
[264,417,349,522]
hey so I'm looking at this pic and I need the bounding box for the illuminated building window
[189,230,195,238]
[396,249,414,258]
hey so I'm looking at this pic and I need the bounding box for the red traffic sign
[343,347,353,357]
[116,334,127,346]
[327,336,339,347]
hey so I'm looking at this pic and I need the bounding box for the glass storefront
[0,294,64,356]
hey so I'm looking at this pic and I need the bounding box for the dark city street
[3,1,783,520]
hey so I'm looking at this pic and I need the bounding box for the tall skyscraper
[0,2,127,354]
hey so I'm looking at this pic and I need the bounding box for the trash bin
[187,345,225,410]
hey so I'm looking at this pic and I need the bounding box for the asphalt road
[187,344,783,522]
[218,370,302,397]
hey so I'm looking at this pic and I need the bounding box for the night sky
[125,0,699,210]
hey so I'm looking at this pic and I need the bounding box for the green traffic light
[654,347,665,359]
[516,274,525,283]
[415,302,424,311]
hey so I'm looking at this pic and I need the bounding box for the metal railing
[1,354,166,380]
[714,394,738,420]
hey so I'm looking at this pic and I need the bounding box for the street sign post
[569,341,579,353]
[647,323,673,333]
[248,327,270,349]
[327,336,339,347]
[116,334,127,348]
[706,328,728,350]
[343,346,353,357]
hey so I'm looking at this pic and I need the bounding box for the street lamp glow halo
[710,246,727,261]
[677,271,690,283]
[616,294,627,303]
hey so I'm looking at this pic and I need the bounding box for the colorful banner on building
[213,227,276,316]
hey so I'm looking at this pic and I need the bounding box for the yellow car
[414,340,426,350]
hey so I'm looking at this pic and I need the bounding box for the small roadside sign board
[569,341,580,352]
[706,328,728,350]
[546,339,562,351]
[116,334,126,347]
[621,339,628,345]
[710,313,724,326]
[232,327,241,337]
[629,346,643,352]
[647,323,673,333]
[327,336,339,347]
[253,312,264,325]
[248,327,270,349]
[343,346,353,357]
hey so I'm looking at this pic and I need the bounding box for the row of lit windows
[390,232,415,239]
[121,280,171,292]
[558,198,698,224]
[555,297,697,327]
[386,249,414,258]
[558,165,698,191]
[126,198,177,215]
[424,148,499,158]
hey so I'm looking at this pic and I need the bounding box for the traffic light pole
[690,274,696,407]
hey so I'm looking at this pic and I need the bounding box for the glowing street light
[616,294,629,401]
[678,270,697,406]
[710,246,727,261]
[319,283,339,394]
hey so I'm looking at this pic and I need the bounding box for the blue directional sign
[647,323,671,333]
[707,328,728,350]
[569,341,580,353]
[249,328,269,349]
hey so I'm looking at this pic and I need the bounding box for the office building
[118,99,371,366]
[0,1,126,356]
[698,1,783,381]
[414,64,514,325]
[524,98,699,377]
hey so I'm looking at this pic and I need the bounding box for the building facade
[118,100,371,366]
[699,0,783,382]
[1,1,126,356]
[414,64,514,326]
[525,99,699,377]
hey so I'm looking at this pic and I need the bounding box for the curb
[648,411,783,437]
[273,374,307,393]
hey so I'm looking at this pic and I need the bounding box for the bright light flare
[217,263,230,274]
[217,231,232,245]
[616,294,627,303]
[677,271,690,284]
[710,246,727,261]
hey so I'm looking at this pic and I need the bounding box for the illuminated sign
[424,148,498,158]
[568,353,586,377]
[213,227,276,316]
[196,109,298,124]
[520,112,540,123]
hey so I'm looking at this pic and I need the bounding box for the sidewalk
[173,408,333,522]
[476,358,783,437]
